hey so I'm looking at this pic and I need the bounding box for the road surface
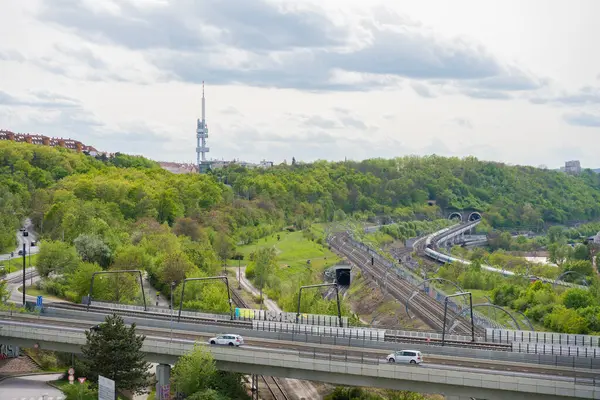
[0,218,39,262]
[0,373,65,400]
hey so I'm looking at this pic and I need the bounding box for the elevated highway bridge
[1,310,598,400]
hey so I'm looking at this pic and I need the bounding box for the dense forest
[216,157,600,228]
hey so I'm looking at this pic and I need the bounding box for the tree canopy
[81,314,151,394]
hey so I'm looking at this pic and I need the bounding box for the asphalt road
[0,219,39,262]
[0,373,65,400]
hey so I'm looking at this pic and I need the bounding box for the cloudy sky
[1,0,599,168]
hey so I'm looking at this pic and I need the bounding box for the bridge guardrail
[253,321,385,341]
[487,328,600,347]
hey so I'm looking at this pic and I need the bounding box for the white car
[208,334,244,346]
[386,350,423,364]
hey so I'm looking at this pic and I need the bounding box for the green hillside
[217,157,600,228]
[1,141,600,334]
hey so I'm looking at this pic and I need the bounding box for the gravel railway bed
[329,231,484,337]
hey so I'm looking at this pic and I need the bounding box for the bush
[244,264,255,280]
[60,380,97,400]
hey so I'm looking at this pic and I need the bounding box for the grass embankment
[0,254,39,274]
[229,226,342,313]
[17,285,64,302]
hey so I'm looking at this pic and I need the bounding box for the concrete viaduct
[0,314,597,400]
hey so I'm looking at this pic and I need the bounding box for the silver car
[386,350,423,364]
[208,334,244,346]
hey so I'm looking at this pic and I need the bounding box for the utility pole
[170,281,175,341]
[22,243,26,306]
[237,257,242,290]
[29,242,32,286]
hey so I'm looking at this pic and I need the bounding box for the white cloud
[0,0,599,168]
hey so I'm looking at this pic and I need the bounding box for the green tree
[158,251,195,285]
[171,344,249,399]
[172,344,216,396]
[251,247,277,303]
[0,279,9,303]
[81,314,150,395]
[213,232,234,267]
[36,240,80,277]
[548,243,571,266]
[74,234,113,267]
[562,288,594,309]
[572,244,591,261]
[69,262,107,302]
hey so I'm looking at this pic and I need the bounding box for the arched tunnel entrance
[468,212,482,221]
[448,212,463,222]
[335,267,351,286]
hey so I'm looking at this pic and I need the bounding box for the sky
[1,0,599,168]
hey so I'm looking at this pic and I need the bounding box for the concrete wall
[0,321,597,400]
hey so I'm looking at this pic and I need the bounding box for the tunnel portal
[335,267,351,286]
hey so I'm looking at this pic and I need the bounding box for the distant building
[564,160,582,175]
[209,159,274,170]
[158,162,198,174]
[0,129,102,155]
[258,160,274,169]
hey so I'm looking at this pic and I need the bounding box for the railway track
[46,301,252,328]
[2,270,38,284]
[230,285,291,400]
[329,231,484,337]
[49,298,509,352]
[261,375,290,400]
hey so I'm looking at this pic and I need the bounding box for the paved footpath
[0,373,64,400]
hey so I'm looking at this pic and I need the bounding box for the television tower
[196,81,210,173]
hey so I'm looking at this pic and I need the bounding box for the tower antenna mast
[196,81,210,172]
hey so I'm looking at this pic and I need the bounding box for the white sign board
[98,375,115,400]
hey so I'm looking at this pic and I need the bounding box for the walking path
[235,266,282,313]
[0,373,64,400]
[142,274,169,308]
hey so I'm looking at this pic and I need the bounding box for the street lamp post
[170,281,175,341]
[238,257,241,290]
[29,243,32,286]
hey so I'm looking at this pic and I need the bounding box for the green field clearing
[18,285,64,302]
[0,253,38,274]
[231,229,341,273]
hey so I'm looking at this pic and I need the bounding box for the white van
[386,350,423,364]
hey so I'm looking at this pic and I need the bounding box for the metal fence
[487,328,600,347]
[253,320,385,341]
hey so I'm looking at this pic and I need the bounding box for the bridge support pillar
[155,363,171,400]
[251,374,259,400]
